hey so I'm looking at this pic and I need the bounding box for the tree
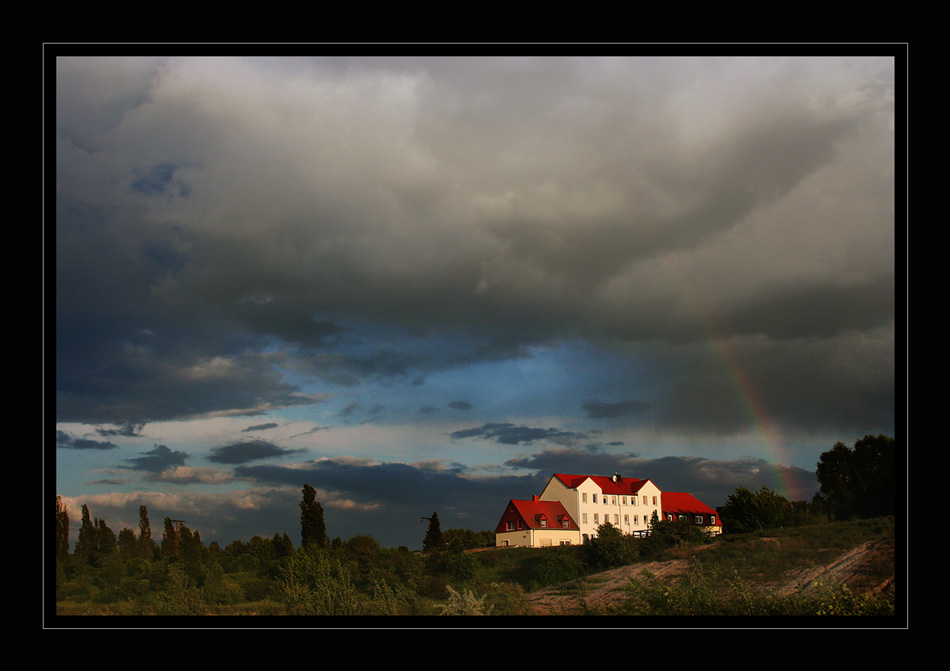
[75,504,97,563]
[162,517,179,559]
[816,435,895,520]
[721,486,789,534]
[422,512,444,552]
[300,483,327,549]
[139,505,158,559]
[585,522,638,568]
[55,496,70,561]
[118,527,139,560]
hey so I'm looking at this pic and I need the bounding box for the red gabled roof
[661,492,721,524]
[552,472,653,496]
[494,496,579,534]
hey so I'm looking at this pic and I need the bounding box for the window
[624,515,629,525]
[563,519,569,528]
[633,515,639,525]
[582,492,587,503]
[506,521,516,531]
[613,515,619,524]
[653,496,657,505]
[611,496,617,505]
[622,496,627,505]
[594,514,599,524]
[710,515,716,524]
[695,515,703,524]
[559,540,571,545]
[643,496,647,505]
[582,513,588,524]
[593,494,598,504]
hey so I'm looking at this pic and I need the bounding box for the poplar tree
[76,504,97,563]
[55,496,70,560]
[423,511,444,552]
[300,483,327,549]
[162,517,179,558]
[138,505,157,559]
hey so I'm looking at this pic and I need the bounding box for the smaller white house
[494,496,580,548]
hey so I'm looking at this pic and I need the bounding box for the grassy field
[52,517,898,619]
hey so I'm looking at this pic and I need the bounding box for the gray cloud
[54,54,895,434]
[450,422,590,446]
[124,444,188,474]
[57,431,117,451]
[208,440,302,465]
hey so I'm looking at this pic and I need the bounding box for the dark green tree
[586,521,638,568]
[75,504,97,563]
[139,505,158,559]
[118,527,139,560]
[55,496,70,561]
[162,517,179,559]
[721,486,789,534]
[816,435,895,520]
[92,517,118,567]
[422,511,444,552]
[300,483,327,549]
[273,532,295,559]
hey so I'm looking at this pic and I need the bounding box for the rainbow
[662,256,797,500]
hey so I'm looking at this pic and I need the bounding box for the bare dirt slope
[525,538,895,614]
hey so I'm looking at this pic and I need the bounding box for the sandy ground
[524,538,895,614]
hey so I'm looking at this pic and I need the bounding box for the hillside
[524,525,896,615]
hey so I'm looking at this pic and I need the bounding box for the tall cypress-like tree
[423,511,444,552]
[76,504,97,563]
[138,505,157,559]
[55,496,70,560]
[300,483,327,549]
[162,517,179,558]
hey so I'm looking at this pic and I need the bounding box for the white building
[539,472,662,543]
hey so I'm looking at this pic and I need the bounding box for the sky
[51,51,901,551]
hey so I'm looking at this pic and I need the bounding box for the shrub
[533,548,586,587]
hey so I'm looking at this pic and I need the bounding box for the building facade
[540,472,662,543]
[661,491,723,536]
[493,472,723,548]
[493,496,581,547]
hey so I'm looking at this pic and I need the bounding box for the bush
[586,523,639,568]
[533,548,586,587]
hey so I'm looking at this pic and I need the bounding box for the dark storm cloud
[57,430,117,451]
[96,423,146,437]
[232,457,551,542]
[208,440,302,465]
[449,422,589,446]
[124,444,188,473]
[507,449,819,507]
[53,54,897,437]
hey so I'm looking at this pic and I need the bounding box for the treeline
[53,486,498,615]
[53,435,896,616]
[720,434,896,534]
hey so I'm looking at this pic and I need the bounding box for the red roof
[661,492,721,524]
[494,496,578,534]
[552,472,654,496]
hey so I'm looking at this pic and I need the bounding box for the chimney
[612,473,621,482]
[533,495,540,501]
